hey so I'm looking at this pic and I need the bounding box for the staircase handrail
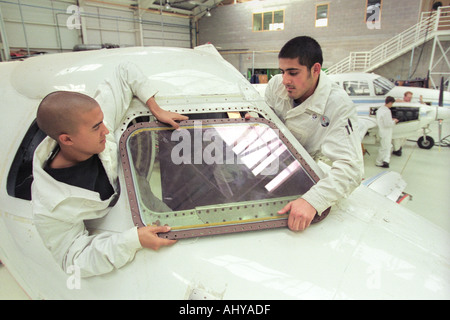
[326,6,449,74]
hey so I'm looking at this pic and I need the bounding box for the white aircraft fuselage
[0,46,449,299]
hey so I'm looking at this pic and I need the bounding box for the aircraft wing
[357,116,377,140]
[362,171,410,204]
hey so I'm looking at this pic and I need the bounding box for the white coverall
[265,72,364,214]
[375,105,396,165]
[32,62,157,277]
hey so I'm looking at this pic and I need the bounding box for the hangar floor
[362,120,450,233]
[1,121,449,300]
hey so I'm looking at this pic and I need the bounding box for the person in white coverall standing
[375,96,398,168]
[32,62,188,277]
[248,36,364,232]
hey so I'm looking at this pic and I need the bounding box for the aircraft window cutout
[7,120,47,200]
[343,80,370,96]
[120,118,328,239]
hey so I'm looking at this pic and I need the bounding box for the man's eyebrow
[92,120,103,129]
[279,68,301,72]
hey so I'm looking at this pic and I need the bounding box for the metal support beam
[0,5,10,61]
[17,0,31,56]
[78,0,89,45]
[133,0,144,46]
[428,34,450,91]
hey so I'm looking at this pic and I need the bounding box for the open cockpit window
[7,120,46,200]
[120,118,328,239]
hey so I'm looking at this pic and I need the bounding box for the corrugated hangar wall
[0,0,192,56]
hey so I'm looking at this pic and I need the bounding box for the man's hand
[278,198,317,231]
[146,97,188,129]
[138,225,177,250]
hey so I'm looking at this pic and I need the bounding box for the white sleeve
[94,61,158,131]
[302,103,364,214]
[264,76,277,109]
[32,188,143,278]
[69,226,143,278]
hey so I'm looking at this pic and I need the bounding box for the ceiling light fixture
[206,9,211,17]
[165,0,171,10]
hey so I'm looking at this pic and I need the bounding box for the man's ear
[312,62,321,76]
[58,133,73,146]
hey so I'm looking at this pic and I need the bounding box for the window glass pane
[254,10,284,32]
[263,12,272,31]
[272,10,284,30]
[123,120,317,237]
[373,76,394,95]
[274,10,283,23]
[366,0,381,21]
[315,4,328,27]
[253,13,262,31]
[343,80,370,96]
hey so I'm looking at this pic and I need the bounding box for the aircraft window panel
[265,161,301,193]
[343,80,370,96]
[120,118,328,239]
[373,77,395,95]
[252,144,287,176]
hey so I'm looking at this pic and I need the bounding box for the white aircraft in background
[356,100,450,149]
[0,45,449,300]
[255,73,450,149]
[328,72,450,149]
[327,72,450,107]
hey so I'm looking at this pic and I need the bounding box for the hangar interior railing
[326,5,450,91]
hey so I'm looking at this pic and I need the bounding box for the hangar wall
[0,0,446,84]
[0,0,191,56]
[197,0,425,76]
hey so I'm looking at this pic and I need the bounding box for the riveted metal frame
[120,118,330,239]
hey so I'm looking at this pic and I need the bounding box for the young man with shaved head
[32,62,187,277]
[260,36,364,231]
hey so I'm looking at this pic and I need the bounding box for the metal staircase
[326,6,450,89]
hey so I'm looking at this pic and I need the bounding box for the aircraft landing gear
[417,135,434,149]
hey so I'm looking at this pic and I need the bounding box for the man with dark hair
[375,96,398,168]
[277,36,323,69]
[261,36,364,231]
[32,62,188,277]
